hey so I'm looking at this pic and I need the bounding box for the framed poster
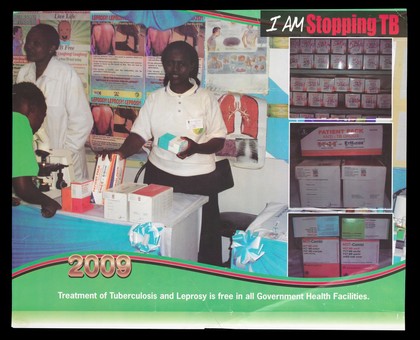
[10,8,407,330]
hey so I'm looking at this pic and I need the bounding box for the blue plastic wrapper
[231,230,265,271]
[129,222,165,255]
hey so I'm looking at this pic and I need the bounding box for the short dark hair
[161,40,200,87]
[13,82,46,112]
[29,23,60,52]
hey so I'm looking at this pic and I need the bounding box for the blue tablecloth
[12,205,134,269]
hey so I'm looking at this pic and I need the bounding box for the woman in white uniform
[17,23,93,181]
[100,41,228,266]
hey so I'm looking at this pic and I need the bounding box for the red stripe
[190,10,260,25]
[13,255,405,287]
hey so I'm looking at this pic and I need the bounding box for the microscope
[35,149,75,199]
[32,127,75,199]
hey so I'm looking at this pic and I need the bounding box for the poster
[10,9,407,330]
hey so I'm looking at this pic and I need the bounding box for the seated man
[12,82,62,218]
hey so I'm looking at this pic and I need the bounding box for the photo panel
[289,37,393,120]
[289,122,392,209]
[288,212,393,278]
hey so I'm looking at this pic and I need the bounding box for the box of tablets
[128,184,173,224]
[158,133,188,154]
[103,182,147,221]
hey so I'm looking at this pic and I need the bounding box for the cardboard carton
[103,182,148,221]
[128,184,173,224]
[341,158,386,208]
[295,159,341,208]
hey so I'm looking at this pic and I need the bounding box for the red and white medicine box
[302,237,340,278]
[330,54,347,69]
[347,39,364,54]
[299,39,315,53]
[341,158,387,208]
[103,182,147,221]
[315,39,331,54]
[340,239,380,276]
[331,39,347,54]
[128,184,173,224]
[379,55,392,70]
[361,94,377,109]
[297,54,313,69]
[349,78,365,93]
[91,154,126,205]
[345,94,361,108]
[323,93,338,108]
[308,93,323,107]
[363,55,379,70]
[290,77,305,92]
[295,159,341,208]
[377,94,391,109]
[69,180,93,213]
[364,78,381,93]
[319,78,335,92]
[380,39,392,54]
[304,78,319,92]
[300,124,383,157]
[291,92,308,106]
[363,39,380,54]
[334,77,350,92]
[347,54,363,69]
[72,180,93,198]
[314,54,330,69]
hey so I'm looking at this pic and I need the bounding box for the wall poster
[11,9,407,331]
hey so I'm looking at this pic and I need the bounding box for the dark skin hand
[177,137,225,160]
[12,176,62,218]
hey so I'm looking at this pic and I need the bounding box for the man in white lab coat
[16,23,93,181]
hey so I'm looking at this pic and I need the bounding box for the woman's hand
[176,137,197,159]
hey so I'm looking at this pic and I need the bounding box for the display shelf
[289,68,392,118]
[289,106,391,117]
[289,69,391,76]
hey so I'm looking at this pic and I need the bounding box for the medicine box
[295,159,341,208]
[72,196,93,213]
[158,133,188,154]
[72,180,93,198]
[341,158,386,208]
[302,237,340,278]
[340,239,380,276]
[91,154,126,205]
[103,182,148,221]
[62,181,94,213]
[128,184,173,224]
[71,180,93,213]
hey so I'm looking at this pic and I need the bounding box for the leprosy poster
[11,8,407,330]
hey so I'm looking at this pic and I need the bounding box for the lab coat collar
[40,56,61,81]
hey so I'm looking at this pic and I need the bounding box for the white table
[13,193,208,267]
